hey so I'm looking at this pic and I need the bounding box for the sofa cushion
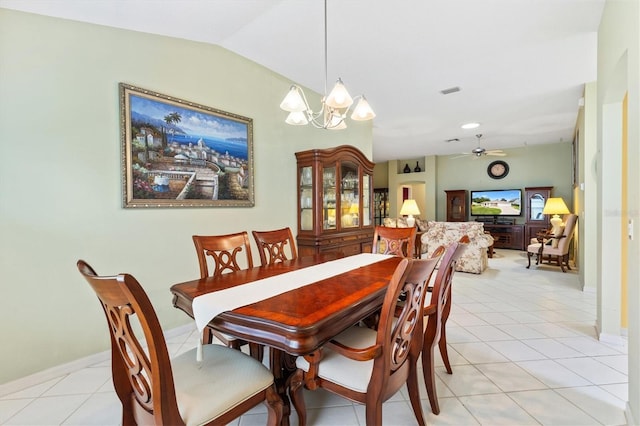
[383,217,397,227]
[421,221,493,274]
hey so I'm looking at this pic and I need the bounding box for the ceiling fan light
[325,78,354,109]
[285,111,309,125]
[350,96,376,121]
[461,122,480,129]
[280,86,307,112]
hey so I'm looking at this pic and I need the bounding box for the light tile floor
[0,250,629,425]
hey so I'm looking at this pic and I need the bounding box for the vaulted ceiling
[0,0,605,161]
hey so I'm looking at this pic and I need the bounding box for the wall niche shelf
[397,159,424,174]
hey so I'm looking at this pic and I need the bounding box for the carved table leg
[269,348,297,426]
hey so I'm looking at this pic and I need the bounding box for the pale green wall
[435,143,573,222]
[0,9,372,384]
[578,81,598,293]
[597,0,640,422]
[373,162,389,188]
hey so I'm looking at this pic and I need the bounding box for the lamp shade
[542,198,570,215]
[400,199,421,216]
[285,111,309,125]
[325,78,354,109]
[350,96,376,121]
[280,86,307,112]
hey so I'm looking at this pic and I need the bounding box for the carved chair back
[192,232,254,278]
[372,225,416,258]
[252,227,298,266]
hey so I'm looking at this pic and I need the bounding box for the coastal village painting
[120,83,254,208]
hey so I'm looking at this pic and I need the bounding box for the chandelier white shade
[279,0,375,130]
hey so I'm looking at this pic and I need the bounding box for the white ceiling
[0,0,605,162]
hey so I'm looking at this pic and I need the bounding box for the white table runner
[192,253,392,361]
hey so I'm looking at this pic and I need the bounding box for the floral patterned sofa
[420,221,494,274]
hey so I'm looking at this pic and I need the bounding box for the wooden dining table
[170,252,403,424]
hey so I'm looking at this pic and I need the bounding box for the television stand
[483,223,524,250]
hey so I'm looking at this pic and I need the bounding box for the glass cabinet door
[362,174,371,226]
[529,194,546,221]
[340,162,359,228]
[323,166,337,230]
[300,166,313,231]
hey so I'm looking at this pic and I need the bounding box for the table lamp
[542,197,570,235]
[400,199,420,227]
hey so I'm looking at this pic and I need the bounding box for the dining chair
[434,235,470,376]
[289,256,440,426]
[421,240,468,415]
[371,225,416,258]
[192,232,262,360]
[192,232,253,278]
[361,225,418,328]
[76,260,283,426]
[252,227,298,266]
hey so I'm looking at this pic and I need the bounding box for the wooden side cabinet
[484,224,525,250]
[295,145,374,257]
[524,186,553,244]
[445,190,468,222]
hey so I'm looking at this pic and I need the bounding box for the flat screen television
[470,189,522,216]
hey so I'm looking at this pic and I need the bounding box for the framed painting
[120,83,254,208]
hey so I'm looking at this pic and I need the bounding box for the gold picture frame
[120,83,254,208]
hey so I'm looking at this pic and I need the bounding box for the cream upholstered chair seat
[172,344,276,425]
[526,214,578,272]
[295,326,376,392]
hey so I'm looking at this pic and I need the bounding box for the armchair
[526,214,578,272]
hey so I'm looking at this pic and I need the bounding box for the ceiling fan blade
[486,150,507,156]
[451,153,471,159]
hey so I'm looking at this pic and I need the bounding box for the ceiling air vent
[440,86,460,95]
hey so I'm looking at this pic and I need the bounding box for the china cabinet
[445,190,468,222]
[373,188,389,226]
[295,145,375,257]
[524,186,553,244]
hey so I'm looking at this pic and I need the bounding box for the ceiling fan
[454,134,506,158]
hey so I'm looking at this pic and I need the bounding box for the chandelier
[279,0,375,130]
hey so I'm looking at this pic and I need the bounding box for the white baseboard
[0,323,195,398]
[598,330,628,349]
[626,402,636,426]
